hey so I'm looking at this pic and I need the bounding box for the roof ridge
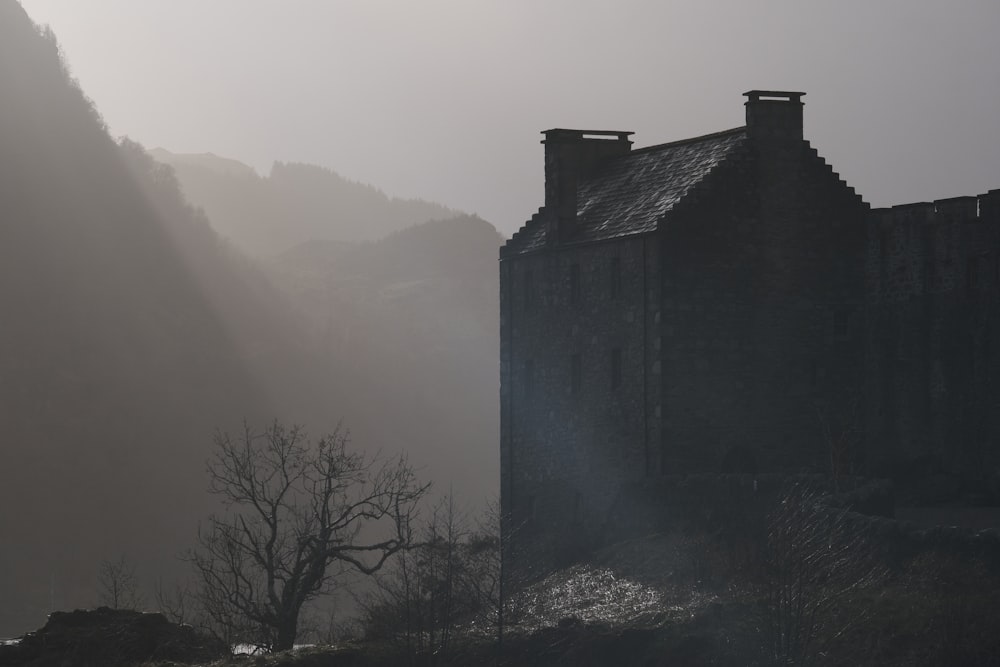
[628,126,746,156]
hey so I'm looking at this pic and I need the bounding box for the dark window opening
[524,269,534,310]
[967,258,979,292]
[833,309,850,338]
[571,354,582,395]
[610,256,622,299]
[879,229,890,263]
[611,348,622,389]
[524,495,536,525]
[570,263,580,305]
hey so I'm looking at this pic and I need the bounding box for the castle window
[833,309,850,339]
[524,269,534,310]
[524,359,534,399]
[878,229,890,263]
[571,353,582,394]
[524,494,536,525]
[967,257,979,293]
[610,348,622,389]
[610,256,622,299]
[570,263,581,305]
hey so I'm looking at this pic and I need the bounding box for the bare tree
[153,577,193,625]
[97,554,145,610]
[758,483,886,664]
[189,421,428,651]
[361,495,502,665]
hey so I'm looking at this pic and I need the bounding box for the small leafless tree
[97,554,145,611]
[189,420,429,652]
[153,577,193,625]
[758,483,886,665]
[361,495,502,666]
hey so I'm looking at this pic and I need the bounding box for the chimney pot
[744,90,805,144]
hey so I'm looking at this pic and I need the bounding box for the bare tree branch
[188,420,429,651]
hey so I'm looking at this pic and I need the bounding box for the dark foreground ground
[4,522,1000,666]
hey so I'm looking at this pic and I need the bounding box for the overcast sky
[18,0,1000,236]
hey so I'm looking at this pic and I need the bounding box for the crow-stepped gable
[499,90,1000,564]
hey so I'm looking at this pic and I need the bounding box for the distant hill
[146,147,257,177]
[150,148,462,256]
[268,215,503,516]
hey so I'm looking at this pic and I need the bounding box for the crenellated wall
[865,190,1000,499]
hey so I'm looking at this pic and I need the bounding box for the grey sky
[19,0,1000,236]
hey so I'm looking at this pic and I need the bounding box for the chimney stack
[543,129,633,243]
[744,90,805,145]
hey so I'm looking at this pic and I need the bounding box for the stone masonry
[499,91,1000,567]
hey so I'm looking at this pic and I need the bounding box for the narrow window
[967,257,979,293]
[610,348,622,389]
[570,263,580,305]
[524,269,534,310]
[524,495,536,525]
[524,359,534,399]
[878,228,890,263]
[610,256,622,299]
[833,309,849,339]
[571,353,582,395]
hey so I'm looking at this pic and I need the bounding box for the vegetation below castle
[5,478,1000,665]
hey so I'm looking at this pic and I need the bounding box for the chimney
[744,90,805,145]
[543,129,633,243]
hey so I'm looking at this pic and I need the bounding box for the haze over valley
[4,0,1000,660]
[0,2,499,635]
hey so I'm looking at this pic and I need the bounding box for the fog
[19,0,1000,231]
[3,0,1000,646]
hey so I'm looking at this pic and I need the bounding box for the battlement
[871,190,1000,228]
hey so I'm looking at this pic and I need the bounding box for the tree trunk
[274,612,299,652]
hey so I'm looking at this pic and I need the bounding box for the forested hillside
[0,3,334,634]
[0,3,501,637]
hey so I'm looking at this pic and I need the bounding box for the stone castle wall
[865,191,1000,499]
[660,141,868,474]
[500,234,660,567]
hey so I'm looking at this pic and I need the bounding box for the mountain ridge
[150,147,464,256]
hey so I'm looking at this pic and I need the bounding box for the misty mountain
[268,216,503,502]
[0,4,340,635]
[148,148,461,256]
[0,1,504,639]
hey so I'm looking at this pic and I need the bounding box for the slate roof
[504,127,748,255]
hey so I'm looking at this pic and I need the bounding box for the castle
[499,91,1000,560]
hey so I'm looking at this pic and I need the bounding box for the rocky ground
[3,528,999,666]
